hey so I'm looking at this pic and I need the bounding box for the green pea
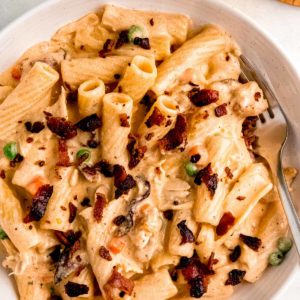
[128,25,145,43]
[76,148,91,163]
[0,228,8,240]
[268,250,284,266]
[185,162,198,177]
[277,237,293,253]
[3,142,18,160]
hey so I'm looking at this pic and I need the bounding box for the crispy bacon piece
[47,117,77,139]
[54,230,82,247]
[214,103,227,117]
[229,245,241,262]
[133,37,151,49]
[103,267,134,299]
[188,88,219,107]
[145,107,165,128]
[24,184,53,223]
[216,212,235,236]
[54,240,83,284]
[113,165,136,198]
[119,113,130,127]
[25,121,45,133]
[65,281,89,297]
[239,234,262,251]
[225,269,246,286]
[127,137,147,169]
[115,30,129,49]
[76,114,102,132]
[177,220,195,244]
[242,116,258,150]
[158,115,187,151]
[94,193,106,222]
[57,139,71,167]
[99,246,112,261]
[194,163,218,196]
[176,252,209,298]
[68,203,77,223]
[99,39,114,57]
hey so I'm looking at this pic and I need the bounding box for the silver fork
[239,55,300,257]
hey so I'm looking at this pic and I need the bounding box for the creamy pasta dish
[0,4,295,300]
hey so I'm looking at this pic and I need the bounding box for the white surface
[0,0,300,299]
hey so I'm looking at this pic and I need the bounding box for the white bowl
[0,0,299,299]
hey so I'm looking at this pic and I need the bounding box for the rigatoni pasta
[0,4,292,300]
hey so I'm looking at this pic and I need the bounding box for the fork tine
[259,113,266,123]
[267,107,275,119]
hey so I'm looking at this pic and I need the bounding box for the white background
[1,0,300,298]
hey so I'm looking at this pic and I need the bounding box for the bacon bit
[225,269,246,286]
[163,210,173,221]
[99,246,112,261]
[76,114,102,132]
[0,170,6,179]
[149,18,154,26]
[24,184,53,223]
[145,107,165,128]
[115,30,129,49]
[113,165,136,198]
[236,196,246,201]
[119,113,130,127]
[133,37,151,50]
[158,115,187,151]
[24,121,45,133]
[11,64,22,80]
[99,39,114,57]
[214,103,227,117]
[65,281,89,297]
[139,94,155,112]
[188,88,219,107]
[68,203,77,223]
[216,212,235,236]
[103,267,134,299]
[239,234,262,251]
[9,153,24,167]
[229,245,241,262]
[225,167,233,179]
[254,92,261,101]
[26,137,34,143]
[194,163,218,196]
[176,252,209,298]
[54,230,81,247]
[177,220,195,244]
[113,215,127,226]
[57,139,71,167]
[127,137,147,169]
[108,237,126,254]
[47,117,77,139]
[93,193,106,222]
[242,116,258,150]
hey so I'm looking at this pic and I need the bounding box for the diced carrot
[11,64,22,80]
[108,237,125,254]
[26,176,46,195]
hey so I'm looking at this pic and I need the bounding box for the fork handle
[277,159,300,256]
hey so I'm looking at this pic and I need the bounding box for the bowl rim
[0,0,299,299]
